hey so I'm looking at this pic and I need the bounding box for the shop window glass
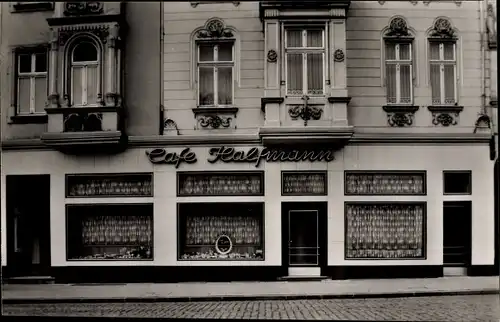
[66,204,153,261]
[66,173,153,197]
[345,203,426,259]
[281,171,327,196]
[177,172,264,196]
[178,203,264,261]
[443,171,471,195]
[344,171,426,195]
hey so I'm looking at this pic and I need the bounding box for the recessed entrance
[443,201,471,276]
[6,175,51,278]
[282,202,327,277]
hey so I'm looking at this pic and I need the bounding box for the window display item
[66,173,153,197]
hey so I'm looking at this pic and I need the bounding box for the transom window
[429,42,457,105]
[197,42,234,107]
[385,42,413,104]
[17,50,48,115]
[70,41,100,106]
[285,28,325,96]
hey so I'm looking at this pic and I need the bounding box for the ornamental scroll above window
[426,17,463,127]
[382,17,418,127]
[192,18,239,130]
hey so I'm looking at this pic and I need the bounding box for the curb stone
[3,289,499,304]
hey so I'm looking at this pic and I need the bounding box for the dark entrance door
[443,201,472,273]
[281,202,327,276]
[6,175,51,276]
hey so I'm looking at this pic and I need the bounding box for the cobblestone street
[3,295,500,321]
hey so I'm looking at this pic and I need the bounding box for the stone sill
[10,114,48,124]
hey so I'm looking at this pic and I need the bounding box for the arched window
[70,40,100,106]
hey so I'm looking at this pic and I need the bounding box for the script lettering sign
[146,146,335,167]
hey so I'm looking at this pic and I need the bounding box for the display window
[177,203,264,261]
[66,204,153,260]
[345,202,426,259]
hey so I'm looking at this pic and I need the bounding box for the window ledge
[192,107,239,115]
[12,2,54,13]
[427,105,464,113]
[45,107,121,114]
[428,106,464,127]
[383,105,419,114]
[261,97,284,112]
[10,114,48,124]
[328,96,352,104]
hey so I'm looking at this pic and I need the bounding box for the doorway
[281,202,327,277]
[443,201,472,276]
[6,175,51,277]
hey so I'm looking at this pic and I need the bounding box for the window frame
[429,41,458,106]
[196,40,235,108]
[284,27,326,97]
[14,46,49,116]
[384,41,414,105]
[66,38,103,108]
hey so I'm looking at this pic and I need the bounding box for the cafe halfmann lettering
[1,1,497,283]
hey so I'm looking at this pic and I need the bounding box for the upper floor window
[429,42,457,105]
[285,28,325,96]
[382,17,415,105]
[69,40,101,107]
[427,17,458,106]
[16,48,48,115]
[197,42,234,107]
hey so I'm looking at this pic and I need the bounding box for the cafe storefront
[1,141,496,282]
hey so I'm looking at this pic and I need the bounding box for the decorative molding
[163,118,180,136]
[198,115,232,129]
[267,49,277,63]
[192,107,238,130]
[64,2,103,16]
[428,106,464,127]
[378,1,386,4]
[428,17,456,39]
[196,18,233,39]
[423,1,431,5]
[12,1,54,12]
[327,96,352,104]
[384,17,413,39]
[473,114,491,133]
[333,49,345,62]
[409,1,418,5]
[487,4,497,49]
[58,25,110,46]
[382,106,419,127]
[454,0,462,6]
[287,95,322,126]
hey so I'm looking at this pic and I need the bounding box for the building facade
[1,1,498,283]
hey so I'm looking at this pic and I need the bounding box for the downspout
[159,1,165,135]
[479,0,487,117]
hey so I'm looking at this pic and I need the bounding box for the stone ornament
[267,49,277,63]
[429,18,456,39]
[288,95,322,126]
[64,2,103,16]
[198,115,232,129]
[382,106,419,127]
[386,17,412,38]
[333,49,345,62]
[58,26,110,46]
[197,18,233,39]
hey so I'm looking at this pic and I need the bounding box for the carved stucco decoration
[382,106,419,127]
[164,118,180,135]
[64,2,103,16]
[333,49,345,62]
[267,49,277,63]
[428,18,456,39]
[58,25,110,46]
[474,114,491,133]
[378,1,385,4]
[198,115,232,129]
[428,106,463,127]
[409,1,418,5]
[197,18,233,39]
[288,95,323,126]
[487,3,497,48]
[385,17,413,38]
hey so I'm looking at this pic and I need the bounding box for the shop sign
[146,146,335,168]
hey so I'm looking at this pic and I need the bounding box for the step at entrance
[6,276,55,284]
[278,275,330,282]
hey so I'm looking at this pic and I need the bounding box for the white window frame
[284,28,326,97]
[196,41,235,107]
[70,41,101,107]
[17,51,48,115]
[385,42,413,105]
[429,41,457,105]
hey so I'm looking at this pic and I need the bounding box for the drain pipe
[479,0,487,117]
[159,1,165,135]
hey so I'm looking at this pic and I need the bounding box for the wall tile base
[324,266,444,279]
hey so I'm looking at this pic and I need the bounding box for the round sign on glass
[215,234,233,255]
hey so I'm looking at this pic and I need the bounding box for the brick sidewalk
[2,276,499,304]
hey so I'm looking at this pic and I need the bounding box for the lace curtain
[286,29,324,95]
[429,42,456,105]
[198,43,233,106]
[385,43,412,104]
